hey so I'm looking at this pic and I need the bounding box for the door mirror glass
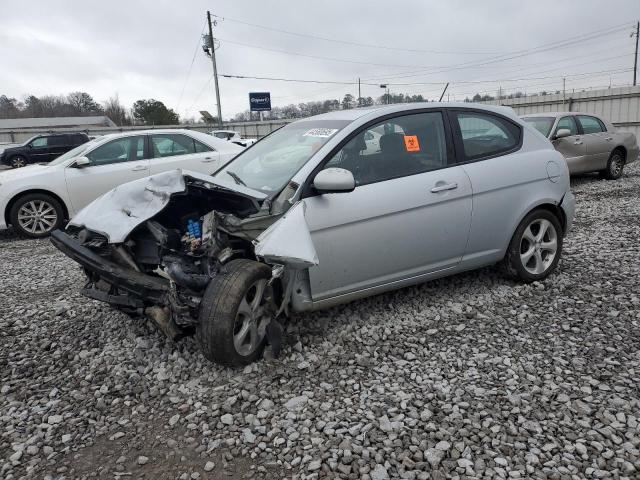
[74,156,91,168]
[313,168,355,193]
[554,128,571,139]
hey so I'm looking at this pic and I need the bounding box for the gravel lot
[2,163,640,479]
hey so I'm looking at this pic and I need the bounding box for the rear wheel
[9,193,65,238]
[504,209,563,282]
[600,149,625,180]
[9,155,27,168]
[196,259,275,366]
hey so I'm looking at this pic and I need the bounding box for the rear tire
[503,209,563,283]
[196,259,274,366]
[600,149,625,180]
[9,193,65,238]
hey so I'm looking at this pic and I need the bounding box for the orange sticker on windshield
[404,135,420,152]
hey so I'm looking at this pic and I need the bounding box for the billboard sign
[249,92,271,111]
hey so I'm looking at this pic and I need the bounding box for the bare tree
[103,94,131,126]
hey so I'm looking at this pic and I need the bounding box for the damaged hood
[69,169,267,243]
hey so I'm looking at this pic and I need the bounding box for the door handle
[131,165,147,171]
[573,140,583,145]
[605,137,613,141]
[201,157,216,163]
[431,182,458,193]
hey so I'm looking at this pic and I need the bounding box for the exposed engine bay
[52,170,318,348]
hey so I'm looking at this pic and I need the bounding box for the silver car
[522,112,639,179]
[52,103,575,365]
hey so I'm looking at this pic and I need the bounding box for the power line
[177,21,207,111]
[210,13,507,55]
[220,66,634,88]
[364,23,634,81]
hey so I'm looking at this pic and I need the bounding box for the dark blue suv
[0,132,90,168]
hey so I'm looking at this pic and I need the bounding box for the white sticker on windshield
[303,128,338,138]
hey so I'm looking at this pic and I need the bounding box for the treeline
[0,92,180,126]
[231,93,429,121]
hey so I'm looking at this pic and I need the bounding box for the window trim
[447,108,523,165]
[576,115,606,135]
[301,108,457,199]
[553,115,579,138]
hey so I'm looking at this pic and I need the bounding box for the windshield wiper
[226,170,247,186]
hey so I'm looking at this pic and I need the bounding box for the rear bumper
[50,229,169,304]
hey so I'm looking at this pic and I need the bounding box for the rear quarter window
[453,110,522,161]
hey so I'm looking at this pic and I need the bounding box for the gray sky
[1,0,638,120]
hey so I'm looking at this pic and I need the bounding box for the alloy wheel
[17,200,58,235]
[11,156,26,168]
[233,279,273,356]
[519,218,558,275]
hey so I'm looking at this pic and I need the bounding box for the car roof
[296,102,520,123]
[521,112,600,118]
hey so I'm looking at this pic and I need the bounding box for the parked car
[0,132,90,168]
[209,129,257,148]
[521,112,639,179]
[51,103,575,366]
[0,129,242,238]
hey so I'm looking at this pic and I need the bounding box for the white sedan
[0,129,242,238]
[209,130,257,148]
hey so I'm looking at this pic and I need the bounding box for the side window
[555,116,579,136]
[49,136,67,147]
[86,136,145,166]
[151,134,196,158]
[454,111,520,161]
[71,134,87,145]
[30,137,48,148]
[194,139,213,153]
[577,115,604,134]
[324,111,448,186]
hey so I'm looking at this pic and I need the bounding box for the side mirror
[74,156,91,168]
[554,128,571,140]
[27,143,33,149]
[313,168,355,194]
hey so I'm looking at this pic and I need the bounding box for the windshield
[215,119,350,193]
[48,140,97,165]
[522,117,555,137]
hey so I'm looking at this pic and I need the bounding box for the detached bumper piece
[50,230,169,305]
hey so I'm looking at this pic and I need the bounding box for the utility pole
[358,78,361,107]
[562,77,566,110]
[206,11,223,127]
[633,21,639,86]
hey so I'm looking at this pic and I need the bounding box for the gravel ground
[2,163,640,480]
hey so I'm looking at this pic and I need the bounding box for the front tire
[600,150,624,180]
[196,259,275,366]
[504,209,563,282]
[9,193,65,238]
[9,155,27,168]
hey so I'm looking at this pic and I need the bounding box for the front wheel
[9,155,27,168]
[196,259,275,366]
[9,193,65,238]
[503,209,563,282]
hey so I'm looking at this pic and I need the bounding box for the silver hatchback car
[522,112,639,179]
[52,103,575,365]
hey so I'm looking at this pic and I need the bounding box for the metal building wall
[481,86,640,138]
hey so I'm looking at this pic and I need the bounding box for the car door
[47,135,70,162]
[449,109,553,266]
[27,136,51,164]
[149,133,220,175]
[576,115,610,171]
[64,135,150,213]
[302,110,472,302]
[550,116,587,173]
